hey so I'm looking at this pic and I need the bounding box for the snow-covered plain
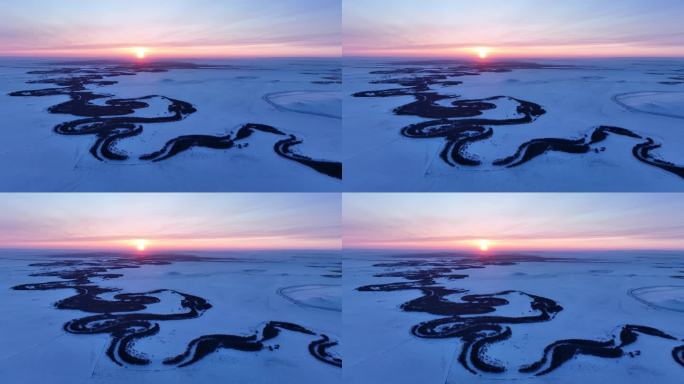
[343,58,684,191]
[0,251,341,383]
[0,58,341,191]
[344,251,684,384]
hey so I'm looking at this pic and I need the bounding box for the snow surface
[0,251,341,383]
[0,58,341,191]
[344,251,684,383]
[343,58,684,191]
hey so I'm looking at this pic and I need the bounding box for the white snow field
[343,58,684,191]
[0,251,341,383]
[344,251,684,384]
[0,58,341,191]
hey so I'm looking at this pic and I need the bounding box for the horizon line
[342,247,684,253]
[3,54,684,61]
[0,54,342,60]
[342,54,684,60]
[0,246,342,253]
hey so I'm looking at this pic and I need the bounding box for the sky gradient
[0,194,341,251]
[0,0,340,58]
[344,0,684,58]
[343,194,684,251]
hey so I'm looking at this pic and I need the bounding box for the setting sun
[476,47,489,59]
[135,47,147,59]
[135,239,147,251]
[479,239,490,252]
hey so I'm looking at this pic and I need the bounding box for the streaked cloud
[0,194,341,251]
[344,0,684,57]
[343,194,684,251]
[0,0,340,57]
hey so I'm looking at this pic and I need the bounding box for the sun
[135,47,147,59]
[479,239,490,252]
[135,239,147,251]
[476,47,489,59]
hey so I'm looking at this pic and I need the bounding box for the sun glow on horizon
[479,239,491,252]
[135,239,147,252]
[135,47,147,59]
[476,47,490,59]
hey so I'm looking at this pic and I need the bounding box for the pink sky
[0,194,341,252]
[343,194,684,252]
[0,0,340,58]
[344,0,684,58]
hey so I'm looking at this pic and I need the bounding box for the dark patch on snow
[9,63,342,179]
[12,255,341,369]
[357,254,684,376]
[352,63,684,179]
